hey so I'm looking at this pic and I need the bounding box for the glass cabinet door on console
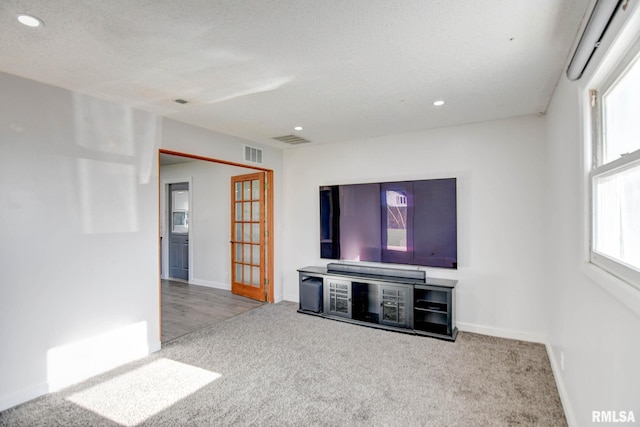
[323,278,352,318]
[379,284,411,328]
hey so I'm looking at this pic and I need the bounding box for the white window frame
[588,36,640,291]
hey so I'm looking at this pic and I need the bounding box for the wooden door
[231,172,267,301]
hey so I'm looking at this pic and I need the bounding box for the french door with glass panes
[231,172,267,301]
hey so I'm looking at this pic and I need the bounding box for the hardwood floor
[161,279,263,343]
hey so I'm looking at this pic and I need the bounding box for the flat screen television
[320,178,457,269]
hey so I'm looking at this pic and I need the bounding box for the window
[590,42,640,288]
[171,189,189,234]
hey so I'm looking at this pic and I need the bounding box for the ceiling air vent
[244,145,263,164]
[272,134,311,145]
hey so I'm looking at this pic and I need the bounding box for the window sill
[581,262,640,316]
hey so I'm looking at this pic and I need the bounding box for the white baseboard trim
[456,321,547,344]
[149,340,162,353]
[0,382,48,412]
[189,279,230,291]
[282,293,298,303]
[546,344,576,427]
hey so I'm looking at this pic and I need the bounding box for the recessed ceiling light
[294,126,303,131]
[433,100,445,106]
[16,13,44,27]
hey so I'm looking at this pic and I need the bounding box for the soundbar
[326,262,426,282]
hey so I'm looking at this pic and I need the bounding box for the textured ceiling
[0,0,590,148]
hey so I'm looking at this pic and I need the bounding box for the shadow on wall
[72,93,160,235]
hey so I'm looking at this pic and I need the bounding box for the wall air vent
[272,134,311,145]
[244,145,263,164]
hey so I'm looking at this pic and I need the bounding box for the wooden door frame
[157,149,275,338]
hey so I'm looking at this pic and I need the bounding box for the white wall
[0,72,161,410]
[544,3,640,425]
[282,115,549,342]
[0,72,285,411]
[160,161,253,289]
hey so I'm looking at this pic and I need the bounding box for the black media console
[297,263,458,341]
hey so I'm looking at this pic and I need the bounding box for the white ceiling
[1,0,590,148]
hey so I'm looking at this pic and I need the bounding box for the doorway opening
[158,149,274,342]
[167,182,189,281]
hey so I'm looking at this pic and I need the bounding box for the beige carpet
[0,302,566,426]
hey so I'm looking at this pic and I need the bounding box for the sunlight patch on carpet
[66,358,220,426]
[47,321,150,391]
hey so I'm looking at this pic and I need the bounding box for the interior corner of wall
[545,343,577,427]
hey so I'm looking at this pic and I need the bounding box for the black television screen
[320,178,457,269]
